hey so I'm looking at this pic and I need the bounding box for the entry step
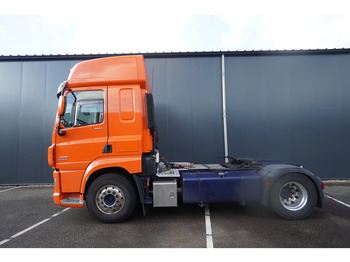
[60,197,84,205]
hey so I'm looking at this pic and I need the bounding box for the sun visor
[56,81,67,98]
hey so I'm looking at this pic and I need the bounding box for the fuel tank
[181,170,261,203]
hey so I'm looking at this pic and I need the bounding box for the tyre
[269,173,317,220]
[86,173,136,223]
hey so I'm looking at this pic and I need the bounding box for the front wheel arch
[83,167,134,196]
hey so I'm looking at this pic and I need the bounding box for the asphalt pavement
[0,181,349,248]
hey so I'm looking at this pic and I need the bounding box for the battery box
[153,180,177,207]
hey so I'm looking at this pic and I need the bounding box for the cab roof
[66,55,150,91]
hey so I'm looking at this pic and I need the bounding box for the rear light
[321,182,325,190]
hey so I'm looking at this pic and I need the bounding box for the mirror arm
[58,129,66,136]
[57,118,66,136]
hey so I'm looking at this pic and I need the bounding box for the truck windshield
[61,90,104,127]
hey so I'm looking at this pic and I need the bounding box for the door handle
[102,144,112,153]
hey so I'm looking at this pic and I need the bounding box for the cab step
[60,197,84,205]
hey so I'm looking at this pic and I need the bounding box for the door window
[61,90,104,128]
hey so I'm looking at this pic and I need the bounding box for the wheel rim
[279,182,308,211]
[95,185,125,214]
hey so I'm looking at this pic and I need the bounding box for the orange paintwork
[67,55,150,92]
[52,170,83,207]
[57,96,65,116]
[48,55,154,208]
[79,155,142,194]
[48,145,55,167]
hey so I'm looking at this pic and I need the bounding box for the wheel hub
[96,185,125,214]
[279,182,308,211]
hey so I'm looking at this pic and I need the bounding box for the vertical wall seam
[15,62,24,183]
[165,59,169,155]
[190,58,194,163]
[42,62,48,181]
[221,54,229,163]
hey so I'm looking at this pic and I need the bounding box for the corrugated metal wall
[146,57,224,164]
[0,60,82,184]
[225,54,350,181]
[0,51,349,184]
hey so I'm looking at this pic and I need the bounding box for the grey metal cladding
[0,51,350,184]
[225,54,350,179]
[0,60,79,184]
[17,62,46,183]
[146,57,224,164]
[0,62,22,184]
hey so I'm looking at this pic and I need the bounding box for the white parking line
[325,194,350,208]
[205,204,214,248]
[0,207,71,247]
[0,187,20,193]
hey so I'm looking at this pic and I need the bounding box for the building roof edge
[1,48,350,61]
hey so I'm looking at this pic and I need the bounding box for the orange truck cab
[48,55,324,223]
[48,56,157,222]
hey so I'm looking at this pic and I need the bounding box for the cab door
[55,87,108,192]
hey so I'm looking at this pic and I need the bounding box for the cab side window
[61,90,104,128]
[75,100,103,126]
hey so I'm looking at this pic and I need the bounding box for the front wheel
[270,174,317,220]
[86,173,136,223]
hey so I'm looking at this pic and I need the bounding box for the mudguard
[258,164,324,208]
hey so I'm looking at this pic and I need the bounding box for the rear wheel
[86,173,136,223]
[270,174,317,220]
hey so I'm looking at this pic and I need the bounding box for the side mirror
[56,96,66,136]
[57,96,65,116]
